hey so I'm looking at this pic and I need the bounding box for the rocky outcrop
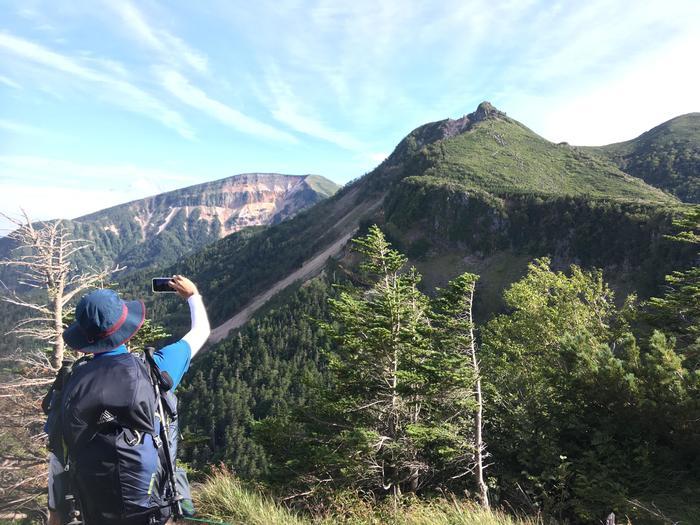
[0,173,339,278]
[98,173,336,239]
[386,101,509,165]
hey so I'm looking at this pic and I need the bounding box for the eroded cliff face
[1,173,341,274]
[121,173,327,239]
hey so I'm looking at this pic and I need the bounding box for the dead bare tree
[0,210,121,520]
[464,277,489,509]
[0,210,120,368]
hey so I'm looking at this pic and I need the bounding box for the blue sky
[1,0,698,233]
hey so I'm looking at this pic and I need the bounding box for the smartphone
[152,277,175,293]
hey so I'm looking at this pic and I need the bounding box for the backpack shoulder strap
[42,356,92,415]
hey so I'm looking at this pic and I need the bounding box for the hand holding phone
[152,277,176,293]
[152,275,199,299]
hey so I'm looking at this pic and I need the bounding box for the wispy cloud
[0,155,199,230]
[0,32,194,139]
[0,119,55,137]
[266,67,364,150]
[101,0,208,73]
[158,68,297,143]
[0,74,21,89]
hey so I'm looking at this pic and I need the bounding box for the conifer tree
[257,226,486,501]
[323,225,432,499]
[432,273,489,508]
[648,207,700,368]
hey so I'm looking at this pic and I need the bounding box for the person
[46,275,210,525]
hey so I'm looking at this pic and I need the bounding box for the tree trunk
[468,282,489,509]
[51,290,64,369]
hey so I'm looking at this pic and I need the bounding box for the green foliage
[592,113,700,203]
[647,206,700,367]
[179,217,700,522]
[258,227,479,499]
[404,116,675,203]
[128,318,171,352]
[195,469,538,525]
[196,467,307,525]
[481,258,700,522]
[178,277,334,479]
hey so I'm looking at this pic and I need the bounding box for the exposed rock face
[387,101,509,164]
[93,173,336,239]
[0,173,339,277]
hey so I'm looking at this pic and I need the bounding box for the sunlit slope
[126,103,691,340]
[0,173,340,280]
[587,113,700,202]
[405,106,676,203]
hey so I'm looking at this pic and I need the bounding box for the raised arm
[168,275,211,357]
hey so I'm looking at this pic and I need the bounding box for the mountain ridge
[76,172,339,236]
[586,112,700,202]
[125,103,693,349]
[0,173,340,281]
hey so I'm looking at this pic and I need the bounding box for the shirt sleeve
[182,294,211,358]
[152,293,210,390]
[153,339,191,391]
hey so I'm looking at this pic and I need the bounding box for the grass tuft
[194,470,540,525]
[195,468,306,525]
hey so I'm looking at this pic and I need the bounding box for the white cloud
[0,155,200,233]
[520,32,700,145]
[158,68,297,143]
[0,119,45,136]
[0,74,22,89]
[272,103,364,151]
[0,32,195,139]
[264,66,365,150]
[102,0,208,73]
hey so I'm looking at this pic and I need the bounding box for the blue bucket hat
[63,289,145,353]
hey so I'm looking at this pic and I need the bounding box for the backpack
[45,351,193,525]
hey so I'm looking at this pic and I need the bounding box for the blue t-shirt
[93,339,192,390]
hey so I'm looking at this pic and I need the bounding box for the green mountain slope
[130,103,689,335]
[415,114,674,202]
[587,113,700,202]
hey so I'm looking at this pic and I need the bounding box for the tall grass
[194,470,540,525]
[194,469,306,525]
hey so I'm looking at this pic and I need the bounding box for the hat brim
[63,300,146,353]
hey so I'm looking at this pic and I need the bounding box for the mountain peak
[471,101,503,122]
[387,101,508,162]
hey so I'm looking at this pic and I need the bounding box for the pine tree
[648,207,700,368]
[257,226,488,502]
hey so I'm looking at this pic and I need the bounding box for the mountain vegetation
[126,103,694,338]
[171,104,700,523]
[195,468,539,525]
[3,103,699,523]
[588,113,700,203]
[180,220,699,523]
